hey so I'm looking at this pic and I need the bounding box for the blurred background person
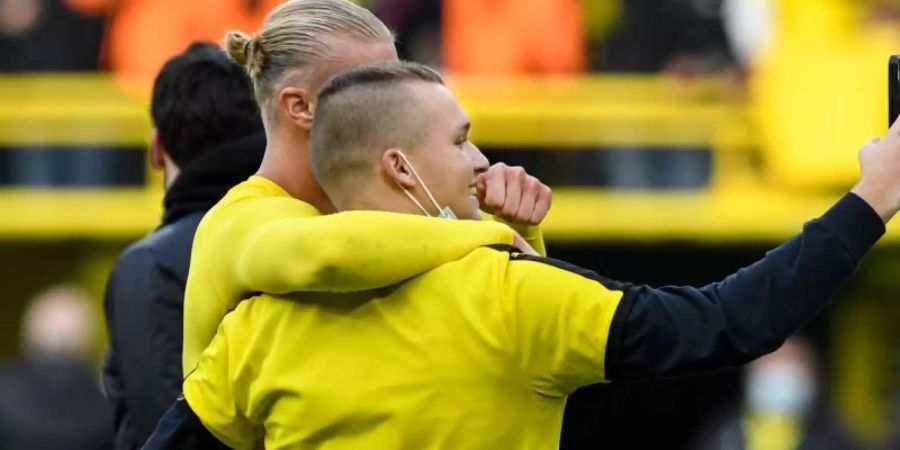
[63,0,282,81]
[0,0,108,186]
[0,0,103,71]
[595,0,735,75]
[443,0,586,75]
[101,42,264,450]
[587,0,735,191]
[371,0,442,68]
[0,285,113,450]
[691,336,860,450]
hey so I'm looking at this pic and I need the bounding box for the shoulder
[476,245,631,292]
[115,212,205,282]
[195,180,318,240]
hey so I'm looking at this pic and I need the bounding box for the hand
[851,118,900,222]
[475,163,552,226]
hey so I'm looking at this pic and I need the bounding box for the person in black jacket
[0,285,113,450]
[690,337,860,450]
[101,41,265,450]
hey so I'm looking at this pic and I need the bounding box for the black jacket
[0,357,114,450]
[102,133,265,450]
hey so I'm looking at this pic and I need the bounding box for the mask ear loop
[399,186,432,217]
[397,152,444,215]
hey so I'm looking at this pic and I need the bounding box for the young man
[149,62,897,449]
[102,42,265,450]
[181,0,552,379]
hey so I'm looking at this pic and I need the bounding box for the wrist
[490,215,539,238]
[851,181,897,223]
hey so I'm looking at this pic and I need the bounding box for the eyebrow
[457,121,471,134]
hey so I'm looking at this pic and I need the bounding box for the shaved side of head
[310,61,444,198]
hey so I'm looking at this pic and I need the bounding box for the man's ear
[150,129,166,170]
[278,86,315,130]
[381,148,416,189]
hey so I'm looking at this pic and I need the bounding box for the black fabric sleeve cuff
[821,193,886,261]
[604,289,636,382]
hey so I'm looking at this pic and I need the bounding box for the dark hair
[310,61,444,194]
[150,42,263,167]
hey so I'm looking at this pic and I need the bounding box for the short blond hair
[225,0,393,123]
[311,61,444,196]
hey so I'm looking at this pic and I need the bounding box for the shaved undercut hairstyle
[310,61,444,194]
[225,0,394,126]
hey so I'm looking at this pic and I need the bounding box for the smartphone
[890,55,900,127]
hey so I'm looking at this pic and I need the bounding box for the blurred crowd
[3,0,897,77]
[3,0,900,188]
[0,0,769,77]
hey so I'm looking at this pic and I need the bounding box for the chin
[460,196,482,220]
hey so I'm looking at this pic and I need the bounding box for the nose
[466,142,490,175]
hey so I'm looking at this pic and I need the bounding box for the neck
[162,156,180,190]
[338,182,423,216]
[257,129,335,213]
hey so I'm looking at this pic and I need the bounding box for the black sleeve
[140,396,230,450]
[103,256,188,445]
[149,265,187,416]
[101,268,136,449]
[604,193,885,381]
[130,264,188,442]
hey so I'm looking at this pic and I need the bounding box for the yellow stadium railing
[1,74,896,243]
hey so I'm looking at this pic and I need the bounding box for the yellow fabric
[486,214,547,256]
[744,412,802,450]
[182,176,522,376]
[184,244,624,450]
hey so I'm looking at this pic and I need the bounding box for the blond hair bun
[225,30,264,78]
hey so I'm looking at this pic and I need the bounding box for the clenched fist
[475,163,552,226]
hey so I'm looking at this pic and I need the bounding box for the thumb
[890,114,900,136]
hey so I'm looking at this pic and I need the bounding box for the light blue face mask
[746,363,815,416]
[396,152,458,220]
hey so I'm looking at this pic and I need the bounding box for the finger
[501,167,524,217]
[515,177,538,223]
[890,114,900,136]
[475,174,487,203]
[529,185,552,224]
[483,164,507,210]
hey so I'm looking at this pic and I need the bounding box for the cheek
[455,150,475,175]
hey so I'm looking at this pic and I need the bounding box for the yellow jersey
[182,175,544,375]
[184,244,623,450]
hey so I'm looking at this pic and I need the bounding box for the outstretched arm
[504,194,882,395]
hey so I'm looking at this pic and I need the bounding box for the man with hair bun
[179,0,554,383]
[147,60,900,450]
[102,41,265,450]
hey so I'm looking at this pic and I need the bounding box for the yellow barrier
[0,74,881,244]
